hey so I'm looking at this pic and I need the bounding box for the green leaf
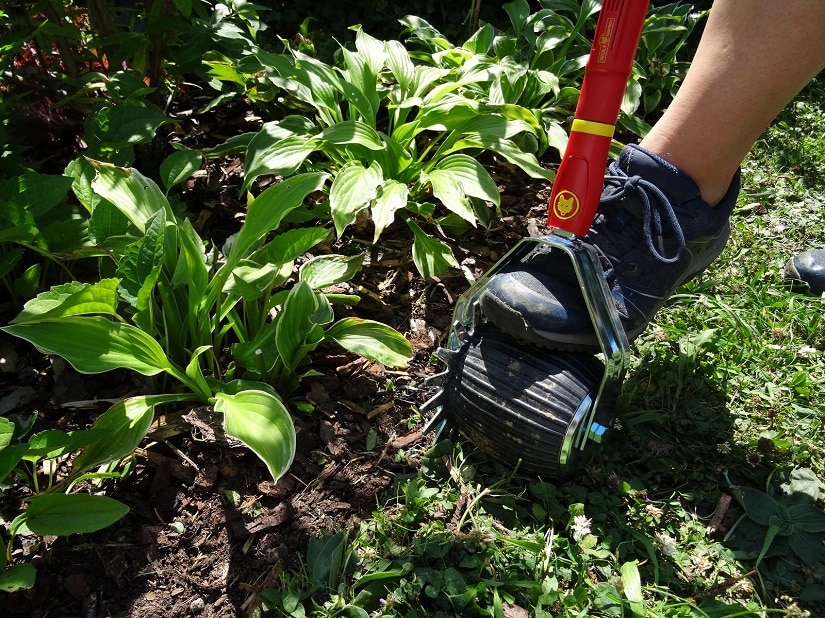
[215,389,296,482]
[3,316,174,376]
[319,121,385,151]
[430,154,500,205]
[448,136,554,181]
[620,561,645,617]
[24,429,100,462]
[426,170,476,225]
[0,563,37,593]
[0,417,14,450]
[275,282,326,372]
[263,227,330,264]
[85,101,170,150]
[407,219,459,278]
[229,172,329,266]
[0,172,73,218]
[225,261,293,300]
[371,179,409,242]
[325,318,411,368]
[330,162,382,237]
[13,493,129,536]
[307,531,348,589]
[172,217,209,313]
[299,254,364,289]
[11,279,120,324]
[89,159,173,233]
[160,149,202,191]
[729,485,780,526]
[0,444,29,484]
[788,504,825,533]
[74,394,194,474]
[116,207,166,311]
[242,133,317,193]
[385,39,414,93]
[784,467,820,504]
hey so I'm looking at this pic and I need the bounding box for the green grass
[261,82,825,618]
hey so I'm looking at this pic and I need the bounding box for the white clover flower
[571,515,592,542]
[654,532,677,557]
[644,504,663,521]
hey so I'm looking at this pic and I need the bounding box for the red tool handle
[547,0,649,236]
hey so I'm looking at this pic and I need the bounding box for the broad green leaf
[430,154,500,205]
[784,467,820,504]
[200,132,255,158]
[320,121,385,151]
[299,254,364,290]
[225,261,294,300]
[73,394,193,473]
[0,563,37,593]
[426,171,475,225]
[160,149,202,191]
[116,208,166,311]
[0,444,28,484]
[0,418,13,449]
[407,219,459,278]
[229,172,329,265]
[11,279,120,324]
[448,136,555,180]
[242,132,317,193]
[372,180,409,242]
[24,429,100,462]
[730,485,780,526]
[325,318,411,368]
[275,282,326,371]
[3,316,173,376]
[215,389,296,482]
[88,198,132,246]
[13,493,129,536]
[620,561,645,617]
[788,504,825,533]
[85,101,170,150]
[263,227,331,264]
[172,217,209,314]
[330,162,382,237]
[307,531,348,589]
[184,346,213,402]
[354,27,386,78]
[385,39,414,93]
[789,530,825,567]
[89,159,173,233]
[0,172,73,218]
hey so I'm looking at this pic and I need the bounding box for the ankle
[636,139,739,208]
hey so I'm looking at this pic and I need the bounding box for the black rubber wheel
[442,323,605,478]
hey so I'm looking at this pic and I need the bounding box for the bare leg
[640,0,825,206]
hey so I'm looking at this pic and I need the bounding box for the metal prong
[422,407,449,436]
[419,388,445,414]
[433,347,457,362]
[423,368,450,387]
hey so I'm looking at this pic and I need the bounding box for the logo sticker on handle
[552,190,581,220]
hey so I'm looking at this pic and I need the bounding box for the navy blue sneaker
[784,249,825,296]
[479,144,741,351]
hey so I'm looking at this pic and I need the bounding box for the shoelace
[600,168,686,264]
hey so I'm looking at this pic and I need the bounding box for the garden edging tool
[422,0,650,477]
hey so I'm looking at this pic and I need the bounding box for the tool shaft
[547,0,649,235]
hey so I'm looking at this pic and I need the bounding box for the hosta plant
[205,26,554,278]
[3,159,411,486]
